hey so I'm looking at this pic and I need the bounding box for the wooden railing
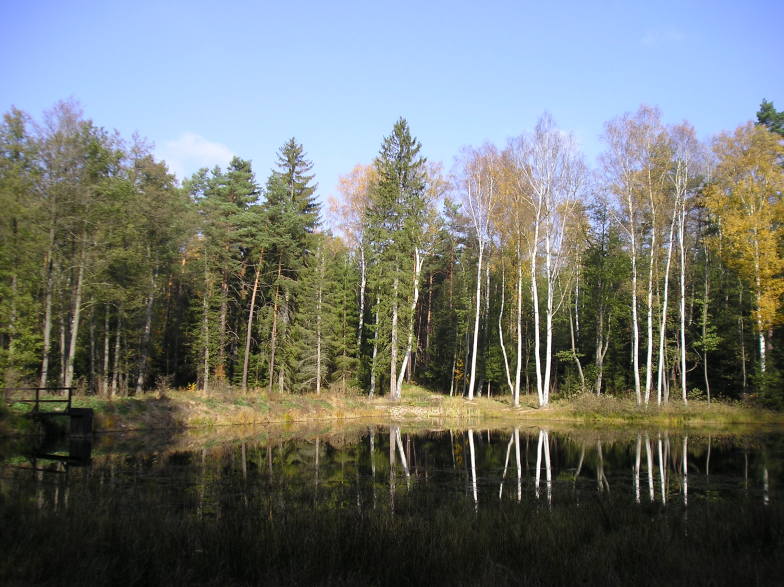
[1,387,73,415]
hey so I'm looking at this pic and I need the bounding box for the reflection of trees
[3,428,778,520]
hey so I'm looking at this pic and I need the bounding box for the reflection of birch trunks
[500,432,514,500]
[468,429,477,506]
[634,435,641,503]
[369,431,376,510]
[682,436,688,507]
[574,444,585,494]
[645,434,654,502]
[500,428,522,502]
[396,428,411,486]
[658,434,667,504]
[389,426,396,510]
[515,428,522,502]
[596,439,609,494]
[535,430,552,503]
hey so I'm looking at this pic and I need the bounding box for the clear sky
[2,0,782,207]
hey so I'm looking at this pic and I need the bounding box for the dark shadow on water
[1,424,782,585]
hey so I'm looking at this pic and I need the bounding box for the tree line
[1,99,783,406]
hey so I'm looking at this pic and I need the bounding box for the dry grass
[3,384,782,436]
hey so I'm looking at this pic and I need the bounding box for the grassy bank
[2,384,782,436]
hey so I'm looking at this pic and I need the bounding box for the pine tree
[189,157,259,390]
[757,99,784,137]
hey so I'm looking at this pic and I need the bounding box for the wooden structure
[2,387,93,436]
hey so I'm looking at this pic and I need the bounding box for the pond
[2,424,782,585]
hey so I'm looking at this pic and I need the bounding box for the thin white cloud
[641,28,686,47]
[156,132,233,180]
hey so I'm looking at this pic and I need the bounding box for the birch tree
[511,114,586,406]
[705,123,784,376]
[601,106,670,404]
[459,145,499,400]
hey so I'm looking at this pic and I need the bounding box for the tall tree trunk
[390,274,399,400]
[514,245,523,404]
[498,265,515,402]
[568,306,585,390]
[702,251,711,403]
[657,213,677,404]
[369,294,380,397]
[268,260,282,394]
[102,305,110,396]
[543,230,554,406]
[316,246,324,395]
[59,314,66,386]
[64,243,86,389]
[39,221,56,388]
[424,272,433,368]
[644,225,656,405]
[135,267,157,394]
[111,309,121,398]
[89,309,96,394]
[357,245,366,351]
[628,195,642,404]
[739,282,747,392]
[202,262,211,393]
[679,203,688,404]
[217,271,228,380]
[530,223,544,406]
[467,243,484,400]
[241,249,263,392]
[397,251,424,394]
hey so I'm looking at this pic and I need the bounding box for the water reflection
[1,426,779,517]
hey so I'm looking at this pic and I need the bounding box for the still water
[4,424,780,512]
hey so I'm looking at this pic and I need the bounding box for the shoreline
[3,385,782,437]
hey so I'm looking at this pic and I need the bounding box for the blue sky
[2,0,782,208]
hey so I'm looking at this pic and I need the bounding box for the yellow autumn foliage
[705,123,784,332]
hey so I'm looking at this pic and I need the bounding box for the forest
[1,99,784,408]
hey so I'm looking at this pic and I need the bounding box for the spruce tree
[365,118,428,399]
[261,138,320,392]
[757,99,784,137]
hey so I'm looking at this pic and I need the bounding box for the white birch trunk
[390,275,399,399]
[514,245,523,405]
[679,202,688,404]
[467,243,483,400]
[629,205,642,404]
[656,213,677,404]
[396,251,423,394]
[644,226,656,404]
[64,244,86,390]
[498,265,515,401]
[530,220,544,406]
[543,229,554,405]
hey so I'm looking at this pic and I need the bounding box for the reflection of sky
[2,1,782,208]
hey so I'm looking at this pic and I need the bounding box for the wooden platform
[2,387,93,435]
